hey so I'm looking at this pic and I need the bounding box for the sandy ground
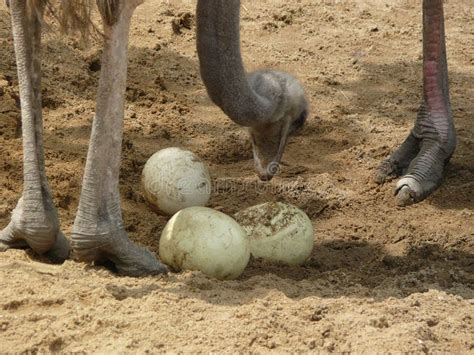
[1,0,473,353]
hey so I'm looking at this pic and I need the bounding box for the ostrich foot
[375,123,455,206]
[71,228,168,277]
[0,199,70,263]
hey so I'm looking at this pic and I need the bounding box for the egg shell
[159,207,250,280]
[141,147,211,216]
[234,202,314,265]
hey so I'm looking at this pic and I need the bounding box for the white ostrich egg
[234,202,314,265]
[142,147,211,216]
[159,207,250,280]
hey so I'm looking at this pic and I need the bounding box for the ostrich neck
[196,0,280,126]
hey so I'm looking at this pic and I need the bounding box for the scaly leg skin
[71,0,167,276]
[0,0,69,262]
[375,0,456,206]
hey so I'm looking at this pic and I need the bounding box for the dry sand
[0,0,473,353]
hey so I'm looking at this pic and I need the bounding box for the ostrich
[0,0,455,276]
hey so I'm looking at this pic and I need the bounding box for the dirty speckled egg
[159,207,250,280]
[141,147,211,216]
[234,202,314,265]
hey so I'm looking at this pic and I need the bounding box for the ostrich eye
[289,109,307,135]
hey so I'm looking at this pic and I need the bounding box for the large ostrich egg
[234,202,314,265]
[159,207,250,280]
[141,147,211,215]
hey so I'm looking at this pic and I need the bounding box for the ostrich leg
[376,0,456,206]
[0,0,69,261]
[71,0,167,276]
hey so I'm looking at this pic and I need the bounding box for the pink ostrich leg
[376,0,456,206]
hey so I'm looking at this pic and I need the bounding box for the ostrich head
[197,0,308,181]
